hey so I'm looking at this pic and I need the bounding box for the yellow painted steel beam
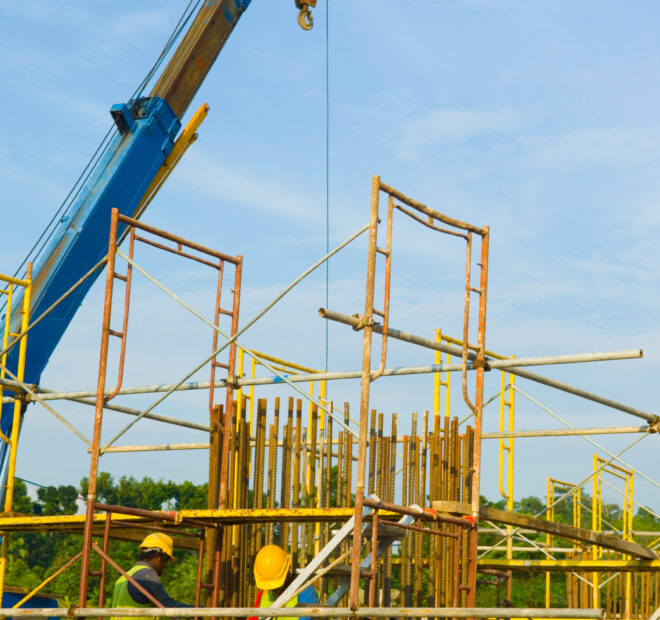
[439,332,510,360]
[0,274,30,288]
[131,103,209,223]
[479,558,660,572]
[0,507,393,531]
[0,266,31,596]
[247,348,320,374]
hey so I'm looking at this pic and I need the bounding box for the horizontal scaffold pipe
[0,379,210,432]
[98,443,358,459]
[483,426,651,438]
[1,346,647,406]
[319,307,658,424]
[0,608,605,619]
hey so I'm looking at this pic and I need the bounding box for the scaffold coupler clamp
[18,387,33,404]
[474,354,490,371]
[351,313,375,331]
[295,0,317,30]
[649,416,660,434]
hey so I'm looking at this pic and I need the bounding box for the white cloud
[395,106,520,158]
[175,150,322,219]
[523,126,660,173]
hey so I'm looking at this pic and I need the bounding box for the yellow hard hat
[139,533,176,561]
[254,544,291,590]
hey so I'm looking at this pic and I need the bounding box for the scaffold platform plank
[432,501,657,560]
[0,507,375,532]
[479,558,660,572]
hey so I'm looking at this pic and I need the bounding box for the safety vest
[248,588,299,620]
[111,564,161,620]
[249,586,318,620]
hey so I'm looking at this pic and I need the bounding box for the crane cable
[324,1,330,374]
[2,1,203,318]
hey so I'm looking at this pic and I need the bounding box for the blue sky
[1,1,658,514]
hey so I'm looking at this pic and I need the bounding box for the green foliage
[7,477,659,609]
[7,474,206,605]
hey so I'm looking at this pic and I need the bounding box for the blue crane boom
[0,0,264,487]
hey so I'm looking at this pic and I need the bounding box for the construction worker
[249,544,319,620]
[111,533,193,619]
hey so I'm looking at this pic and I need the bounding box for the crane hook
[295,0,316,31]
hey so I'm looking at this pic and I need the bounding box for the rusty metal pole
[219,257,243,510]
[97,511,113,606]
[78,207,120,606]
[369,510,379,608]
[467,227,489,606]
[349,175,381,609]
[196,530,206,608]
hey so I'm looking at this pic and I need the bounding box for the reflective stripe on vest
[249,589,299,620]
[111,565,157,620]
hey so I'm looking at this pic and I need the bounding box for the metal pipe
[0,364,92,446]
[0,257,107,361]
[512,384,660,492]
[484,426,650,438]
[91,542,164,608]
[98,512,112,606]
[350,175,381,608]
[379,180,487,236]
[10,551,82,609]
[467,226,489,605]
[105,246,360,449]
[0,607,605,618]
[318,308,656,423]
[94,502,213,529]
[10,344,643,404]
[362,497,472,528]
[117,213,241,265]
[79,207,120,606]
[218,257,243,509]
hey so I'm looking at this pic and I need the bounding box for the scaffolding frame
[0,174,656,617]
[0,265,32,594]
[77,208,243,606]
[332,176,490,606]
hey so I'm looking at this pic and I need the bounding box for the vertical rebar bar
[292,401,302,568]
[218,258,243,510]
[368,408,377,495]
[309,404,318,557]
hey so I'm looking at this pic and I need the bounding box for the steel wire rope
[103,248,359,451]
[0,361,91,446]
[512,385,660,493]
[128,0,201,102]
[477,431,649,559]
[324,0,330,375]
[599,477,660,523]
[98,225,369,452]
[578,485,660,592]
[0,257,108,362]
[482,518,594,588]
[0,128,116,316]
[2,0,200,315]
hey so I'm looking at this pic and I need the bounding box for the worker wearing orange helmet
[249,544,319,620]
[111,533,193,620]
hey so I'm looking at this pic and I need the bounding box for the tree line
[6,472,658,607]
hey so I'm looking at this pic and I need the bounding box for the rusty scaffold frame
[78,208,242,606]
[328,175,491,607]
[0,172,656,618]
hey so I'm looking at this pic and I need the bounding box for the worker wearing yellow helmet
[249,544,319,620]
[111,533,193,620]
